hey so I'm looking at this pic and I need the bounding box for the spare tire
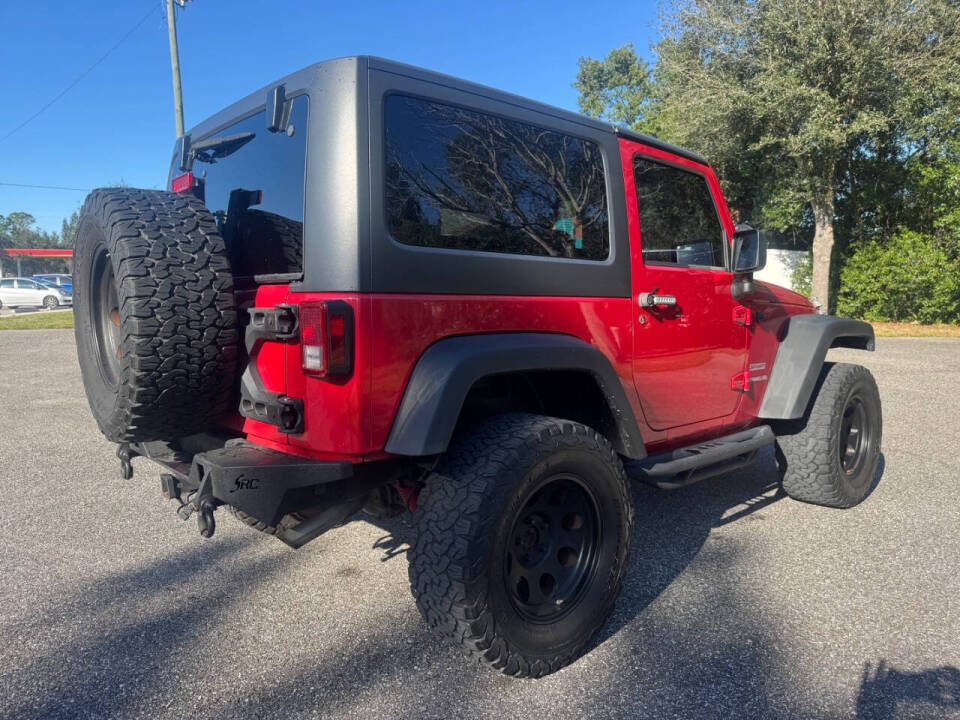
[73,188,238,442]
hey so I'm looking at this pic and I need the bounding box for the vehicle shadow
[6,447,887,720]
[595,447,787,648]
[367,447,887,650]
[202,448,792,719]
[0,535,298,720]
[193,445,889,719]
[857,660,960,719]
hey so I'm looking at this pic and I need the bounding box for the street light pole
[165,0,185,138]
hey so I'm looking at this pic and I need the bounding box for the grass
[872,322,960,338]
[0,310,75,330]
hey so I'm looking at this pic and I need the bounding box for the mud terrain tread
[408,413,632,678]
[75,188,238,442]
[775,362,881,508]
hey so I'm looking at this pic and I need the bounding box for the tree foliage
[837,231,960,323]
[577,0,960,316]
[0,211,72,276]
[575,44,656,130]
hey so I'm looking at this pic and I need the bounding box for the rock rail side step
[636,425,774,490]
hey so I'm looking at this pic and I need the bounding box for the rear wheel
[408,413,633,678]
[775,362,882,508]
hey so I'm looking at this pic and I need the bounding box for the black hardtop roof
[363,56,707,165]
[184,55,708,166]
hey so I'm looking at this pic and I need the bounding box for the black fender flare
[383,333,646,459]
[758,314,875,420]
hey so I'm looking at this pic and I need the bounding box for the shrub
[836,231,960,323]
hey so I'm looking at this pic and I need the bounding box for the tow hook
[167,470,221,539]
[116,443,138,480]
[196,499,217,538]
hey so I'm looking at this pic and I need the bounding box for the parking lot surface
[0,330,958,720]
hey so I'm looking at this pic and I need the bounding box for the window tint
[191,95,308,278]
[385,95,609,260]
[632,157,725,268]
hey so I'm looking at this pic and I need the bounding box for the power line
[0,3,157,146]
[0,182,91,192]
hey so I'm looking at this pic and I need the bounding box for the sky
[0,0,660,235]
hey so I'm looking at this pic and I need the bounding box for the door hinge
[733,305,752,327]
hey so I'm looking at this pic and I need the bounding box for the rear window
[384,94,610,261]
[186,95,308,278]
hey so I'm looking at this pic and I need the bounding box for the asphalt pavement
[0,331,957,720]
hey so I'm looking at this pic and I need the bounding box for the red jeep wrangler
[73,57,881,678]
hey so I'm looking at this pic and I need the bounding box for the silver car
[0,277,72,309]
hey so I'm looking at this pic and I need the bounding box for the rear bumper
[190,443,353,526]
[131,439,386,547]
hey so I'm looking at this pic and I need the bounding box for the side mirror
[732,225,766,274]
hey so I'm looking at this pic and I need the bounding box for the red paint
[733,306,752,327]
[397,484,419,511]
[619,138,748,431]
[271,292,639,459]
[241,284,292,446]
[730,370,750,391]
[237,144,816,464]
[366,294,640,454]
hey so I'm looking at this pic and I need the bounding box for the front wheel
[42,295,59,310]
[775,362,882,508]
[408,414,633,678]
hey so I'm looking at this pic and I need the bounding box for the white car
[0,277,72,309]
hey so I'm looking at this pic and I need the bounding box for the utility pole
[165,0,186,137]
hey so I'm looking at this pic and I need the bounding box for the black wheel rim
[839,393,870,475]
[504,475,600,624]
[90,248,122,389]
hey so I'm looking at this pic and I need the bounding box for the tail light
[171,171,195,194]
[171,171,205,201]
[300,300,354,378]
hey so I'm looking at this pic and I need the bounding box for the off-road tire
[409,413,633,678]
[775,362,882,508]
[42,295,59,310]
[73,188,238,443]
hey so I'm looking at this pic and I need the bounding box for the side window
[18,280,39,289]
[633,156,726,268]
[0,279,14,288]
[385,95,610,261]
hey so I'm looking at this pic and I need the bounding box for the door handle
[638,290,677,308]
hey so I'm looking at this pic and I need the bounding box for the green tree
[836,230,960,322]
[578,0,960,312]
[60,209,80,247]
[0,212,70,276]
[575,44,656,130]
